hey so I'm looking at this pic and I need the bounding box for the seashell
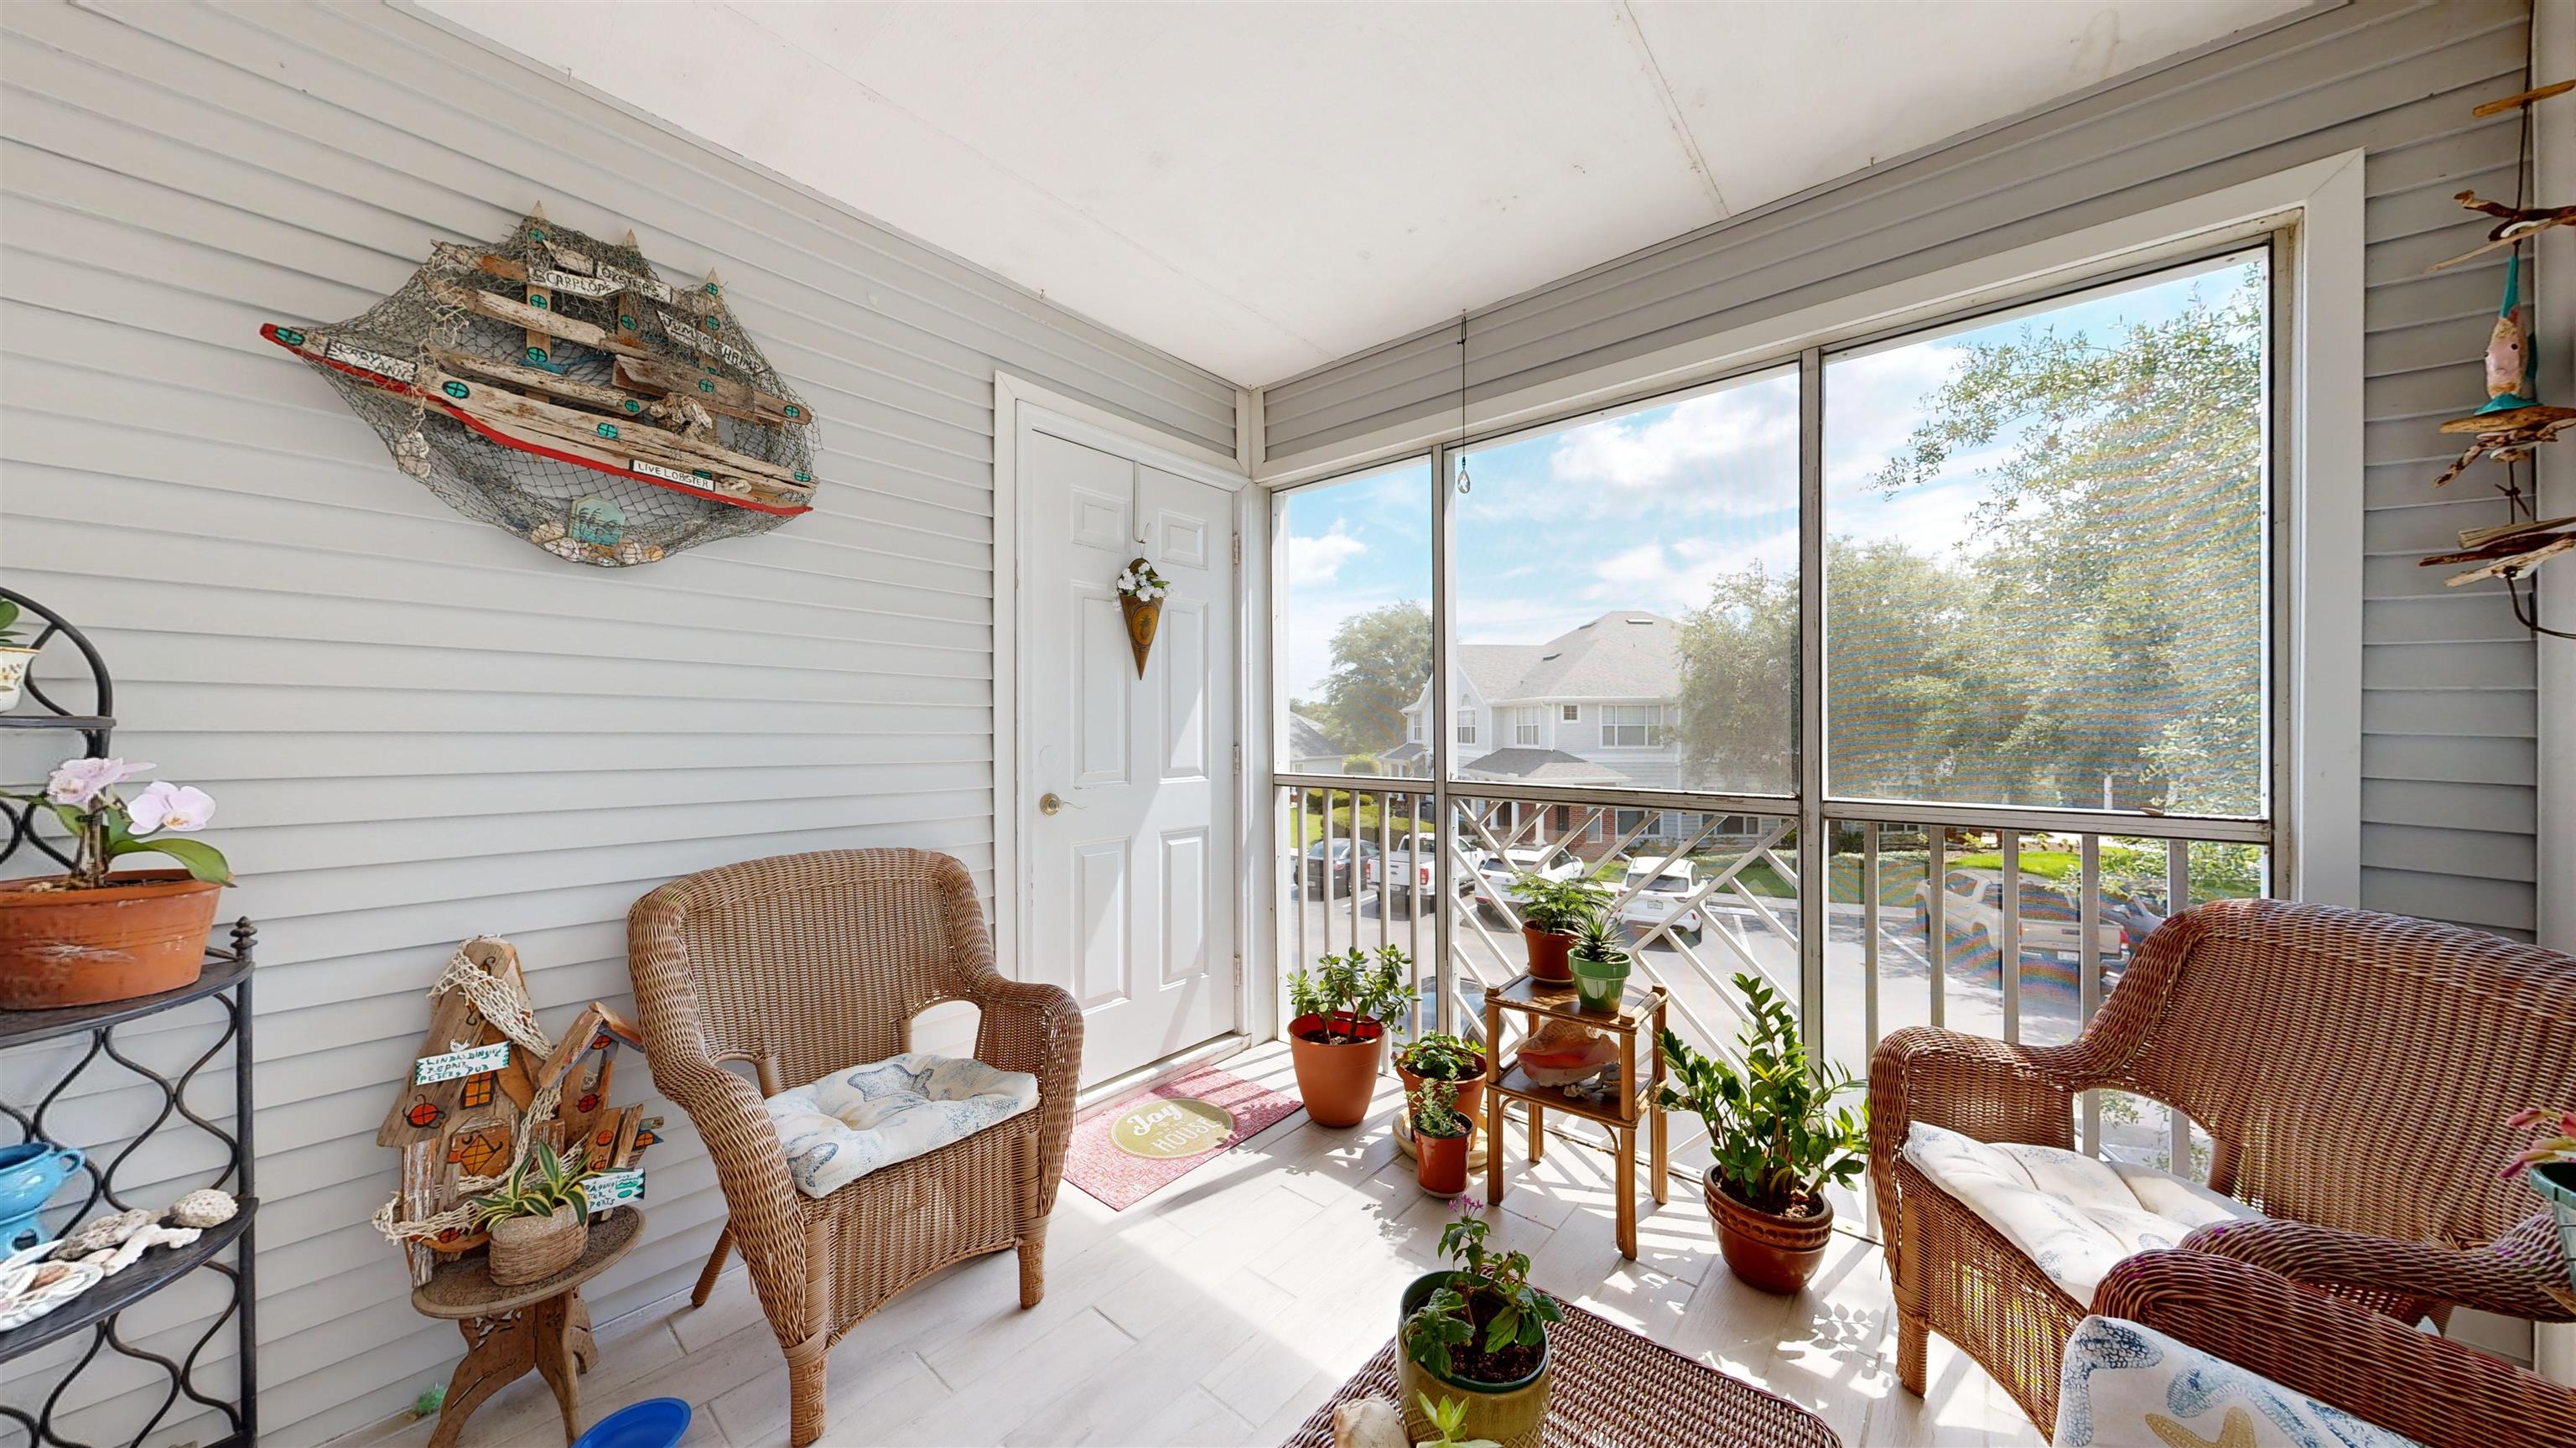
[615,542,650,566]
[164,1189,237,1230]
[58,1209,153,1258]
[393,428,434,478]
[544,536,587,560]
[529,521,567,544]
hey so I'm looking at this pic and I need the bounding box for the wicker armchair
[2085,1250,2576,1448]
[627,849,1081,1448]
[1869,897,2576,1429]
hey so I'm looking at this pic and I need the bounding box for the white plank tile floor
[340,1046,2044,1448]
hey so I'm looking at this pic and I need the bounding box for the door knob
[1039,791,1083,816]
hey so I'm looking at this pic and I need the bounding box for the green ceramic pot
[1569,952,1630,1014]
[2532,1161,2576,1295]
[1395,1270,1551,1448]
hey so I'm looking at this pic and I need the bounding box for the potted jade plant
[1657,972,1867,1294]
[1566,913,1632,1015]
[473,1140,598,1286]
[0,757,233,1009]
[1410,1081,1474,1196]
[1399,1202,1560,1448]
[0,601,37,714]
[1287,946,1416,1128]
[2507,1106,2576,1293]
[1396,1030,1489,1129]
[1511,872,1609,983]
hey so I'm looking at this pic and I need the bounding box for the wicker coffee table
[1280,1299,1839,1447]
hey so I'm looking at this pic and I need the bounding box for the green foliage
[1512,872,1609,936]
[470,1140,595,1227]
[1398,1032,1483,1082]
[1657,973,1867,1216]
[1410,1079,1471,1139]
[1568,911,1628,968]
[1288,946,1416,1034]
[0,599,27,649]
[1401,1207,1561,1383]
[411,1387,447,1420]
[1411,1393,1501,1448]
[1304,600,1432,755]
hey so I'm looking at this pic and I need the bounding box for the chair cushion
[766,1052,1039,1198]
[1903,1121,2262,1304]
[2053,1315,2425,1447]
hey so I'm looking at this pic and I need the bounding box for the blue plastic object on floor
[571,1398,691,1448]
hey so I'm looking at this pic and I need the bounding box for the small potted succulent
[1399,1201,1559,1448]
[0,600,37,713]
[1566,913,1632,1015]
[1412,1394,1501,1448]
[1396,1030,1489,1129]
[2506,1106,2576,1293]
[1657,972,1866,1294]
[1410,1080,1474,1196]
[1511,873,1609,983]
[472,1140,597,1286]
[1287,946,1416,1128]
[0,757,233,1009]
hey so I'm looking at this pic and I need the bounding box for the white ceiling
[428,1,2308,387]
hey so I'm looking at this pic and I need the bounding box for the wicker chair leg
[1896,1309,1929,1396]
[787,1218,833,1448]
[690,1224,733,1308]
[1018,1212,1050,1310]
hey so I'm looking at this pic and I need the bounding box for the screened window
[1561,704,1580,722]
[1276,459,1431,776]
[1457,710,1478,745]
[1513,710,1542,746]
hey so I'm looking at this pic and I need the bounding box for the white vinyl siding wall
[0,3,1233,1445]
[1263,0,2539,939]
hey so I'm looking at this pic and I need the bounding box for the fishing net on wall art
[262,206,818,567]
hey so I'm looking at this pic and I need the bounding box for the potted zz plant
[1399,1202,1560,1448]
[1511,872,1609,983]
[0,757,233,1009]
[1410,1081,1474,1196]
[473,1140,597,1287]
[1657,972,1866,1294]
[1396,1030,1489,1129]
[2506,1106,2576,1293]
[1287,946,1416,1128]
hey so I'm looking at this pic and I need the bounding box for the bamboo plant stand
[1481,975,1669,1259]
[410,1207,642,1448]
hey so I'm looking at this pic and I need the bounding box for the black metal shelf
[0,1202,256,1362]
[0,715,113,732]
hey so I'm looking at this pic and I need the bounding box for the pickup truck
[1472,846,1584,922]
[1365,833,1445,916]
[1616,858,1705,945]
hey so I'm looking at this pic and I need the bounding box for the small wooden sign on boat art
[264,205,818,567]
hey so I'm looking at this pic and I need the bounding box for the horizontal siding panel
[0,3,1227,1443]
[2360,865,2534,934]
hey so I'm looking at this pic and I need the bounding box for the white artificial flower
[125,781,216,836]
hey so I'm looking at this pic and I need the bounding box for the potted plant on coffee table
[2507,1106,2576,1292]
[1287,946,1416,1128]
[1410,1081,1474,1196]
[0,757,233,1009]
[1512,872,1608,983]
[472,1140,598,1287]
[1657,971,1866,1294]
[1399,1202,1560,1448]
[1396,1030,1489,1128]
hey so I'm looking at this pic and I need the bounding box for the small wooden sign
[325,339,417,383]
[587,1168,645,1206]
[528,265,621,298]
[415,1041,512,1085]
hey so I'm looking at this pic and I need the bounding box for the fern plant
[1510,872,1609,936]
[470,1140,595,1226]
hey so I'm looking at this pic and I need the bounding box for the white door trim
[993,373,1259,1052]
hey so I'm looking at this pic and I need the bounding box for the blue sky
[1280,252,2264,704]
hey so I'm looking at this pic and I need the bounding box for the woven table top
[1280,1300,1840,1448]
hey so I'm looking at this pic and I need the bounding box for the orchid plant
[1115,560,1169,604]
[2506,1106,2576,1181]
[4,756,232,889]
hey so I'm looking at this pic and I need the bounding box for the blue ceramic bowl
[572,1398,691,1448]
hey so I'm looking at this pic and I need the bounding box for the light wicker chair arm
[641,1045,808,1283]
[967,975,1083,1214]
[2092,1249,2576,1448]
[2183,1213,2576,1323]
[1867,1026,2080,1160]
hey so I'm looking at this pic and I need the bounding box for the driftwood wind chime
[2416,79,2576,637]
[264,205,818,567]
[371,938,659,1285]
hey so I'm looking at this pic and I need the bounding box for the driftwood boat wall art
[264,205,817,567]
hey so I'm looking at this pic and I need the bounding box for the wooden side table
[411,1206,643,1448]
[1482,975,1668,1259]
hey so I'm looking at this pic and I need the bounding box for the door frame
[992,371,1265,1065]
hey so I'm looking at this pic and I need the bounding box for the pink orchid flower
[125,781,216,836]
[45,757,153,807]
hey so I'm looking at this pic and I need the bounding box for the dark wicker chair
[1868,897,2576,1428]
[627,849,1081,1447]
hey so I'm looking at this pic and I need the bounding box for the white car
[1617,858,1705,945]
[1917,869,2129,960]
[1472,846,1583,921]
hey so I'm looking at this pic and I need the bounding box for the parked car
[1296,838,1379,898]
[1914,869,2129,960]
[1470,846,1583,922]
[1366,833,1445,915]
[1616,857,1704,945]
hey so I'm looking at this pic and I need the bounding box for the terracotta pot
[0,871,221,1009]
[1413,1123,1472,1196]
[1704,1168,1834,1294]
[1522,926,1574,983]
[1395,1051,1487,1129]
[1288,1012,1385,1128]
[1396,1271,1551,1448]
[488,1204,587,1286]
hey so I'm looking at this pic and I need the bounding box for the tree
[1307,600,1431,755]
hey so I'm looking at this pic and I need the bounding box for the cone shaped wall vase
[1119,558,1162,678]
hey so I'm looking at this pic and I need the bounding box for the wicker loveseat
[627,849,1081,1447]
[1869,897,2576,1429]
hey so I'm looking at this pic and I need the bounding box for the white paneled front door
[1022,424,1239,1087]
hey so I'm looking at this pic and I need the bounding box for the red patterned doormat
[1063,1062,1301,1210]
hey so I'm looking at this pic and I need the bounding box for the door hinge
[1233,744,1242,776]
[1232,530,1241,563]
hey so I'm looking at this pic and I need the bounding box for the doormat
[1063,1062,1300,1210]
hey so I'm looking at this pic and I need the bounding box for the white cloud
[1285,522,1368,586]
[1547,385,1797,498]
